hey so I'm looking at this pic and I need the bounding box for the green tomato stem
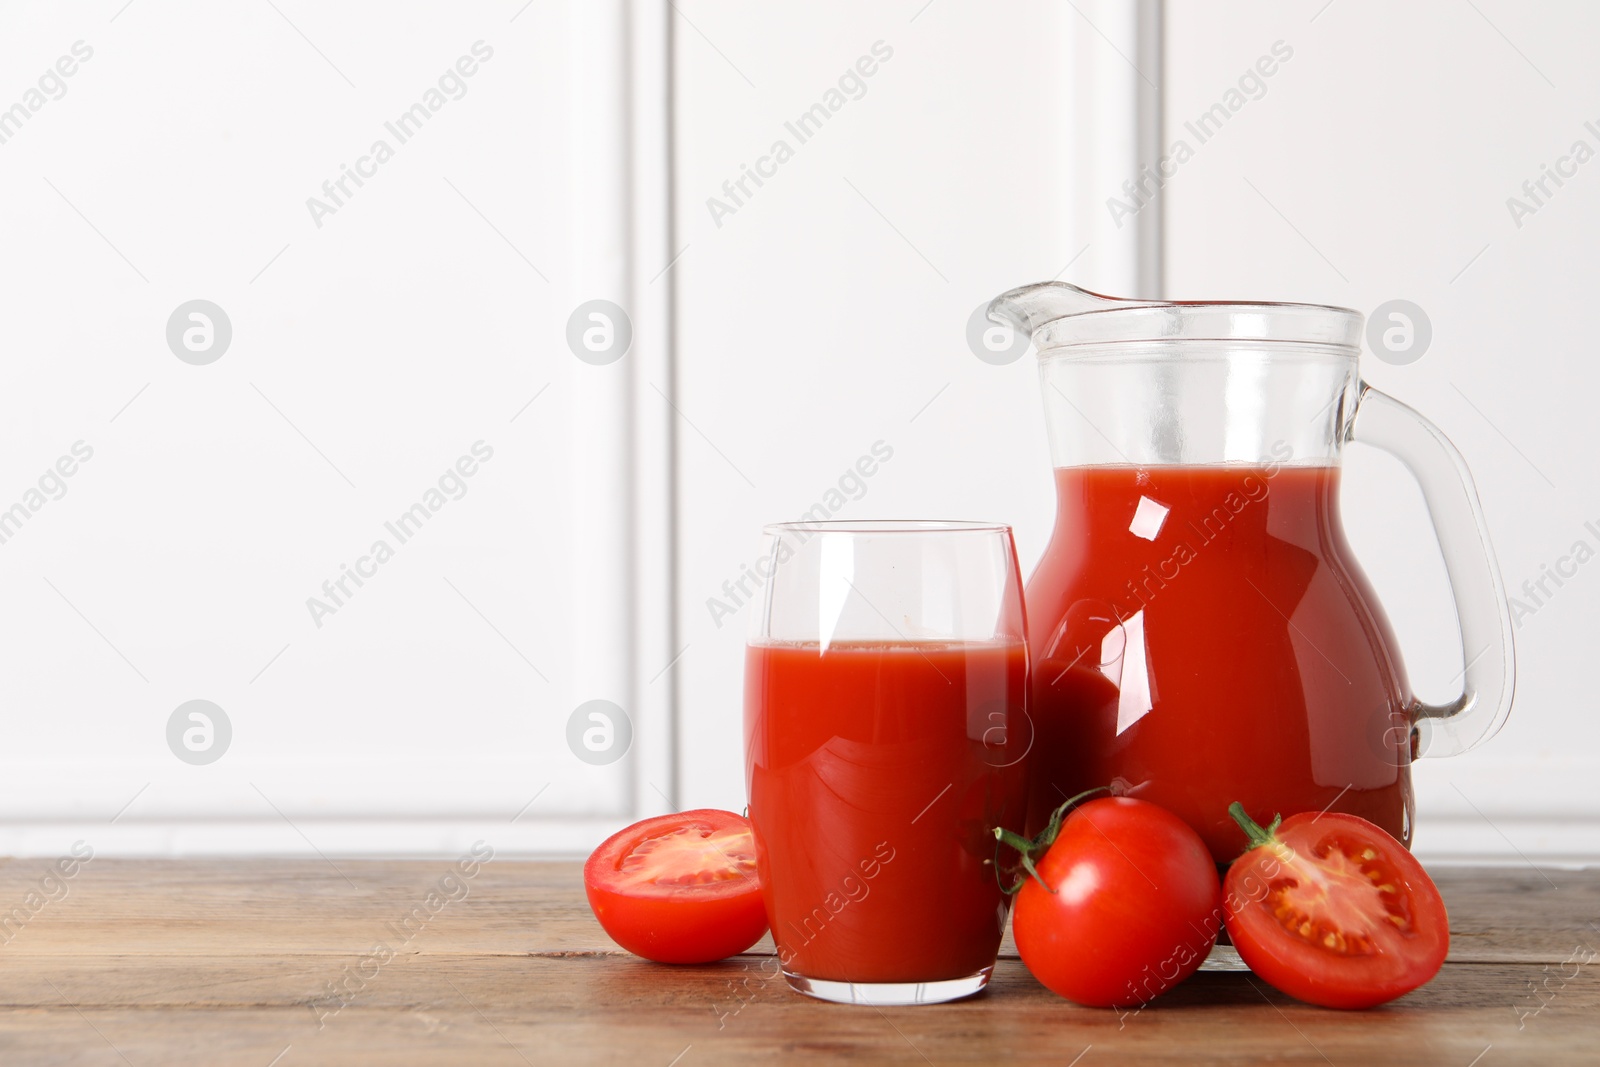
[990,785,1111,895]
[992,826,1035,854]
[1228,800,1283,851]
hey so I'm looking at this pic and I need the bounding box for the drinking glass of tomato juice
[744,521,1030,1005]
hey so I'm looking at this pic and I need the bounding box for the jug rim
[988,282,1364,352]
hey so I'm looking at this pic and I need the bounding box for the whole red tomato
[1223,802,1449,1009]
[1003,796,1222,1007]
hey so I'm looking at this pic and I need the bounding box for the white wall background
[0,0,670,856]
[0,0,1591,861]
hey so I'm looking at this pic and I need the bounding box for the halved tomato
[1223,802,1449,1009]
[584,809,767,964]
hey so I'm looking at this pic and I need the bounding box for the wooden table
[0,858,1594,1065]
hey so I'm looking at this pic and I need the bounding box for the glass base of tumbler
[783,966,992,1006]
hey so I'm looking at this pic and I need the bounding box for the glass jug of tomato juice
[987,283,1515,861]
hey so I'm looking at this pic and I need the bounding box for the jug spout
[986,281,1155,339]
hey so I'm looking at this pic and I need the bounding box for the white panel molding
[566,0,639,824]
[0,820,631,860]
[1067,0,1164,298]
[3,816,1589,865]
[627,0,679,819]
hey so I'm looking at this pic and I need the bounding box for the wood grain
[0,859,1593,1065]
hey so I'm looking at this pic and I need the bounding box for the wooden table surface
[0,858,1595,1065]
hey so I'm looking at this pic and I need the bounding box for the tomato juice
[745,640,1028,983]
[1025,464,1414,862]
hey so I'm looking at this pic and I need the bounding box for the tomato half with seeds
[584,809,767,964]
[1223,803,1449,1009]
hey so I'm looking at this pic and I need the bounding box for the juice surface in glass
[745,639,1028,984]
[1025,464,1415,861]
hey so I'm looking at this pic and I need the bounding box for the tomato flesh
[584,809,768,964]
[1011,797,1223,1007]
[1224,810,1448,1009]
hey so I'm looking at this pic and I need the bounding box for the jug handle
[1346,382,1516,758]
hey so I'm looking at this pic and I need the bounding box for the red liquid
[745,640,1028,983]
[1026,465,1414,861]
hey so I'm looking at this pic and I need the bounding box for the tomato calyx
[992,786,1108,895]
[1228,801,1283,850]
[1228,801,1304,875]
